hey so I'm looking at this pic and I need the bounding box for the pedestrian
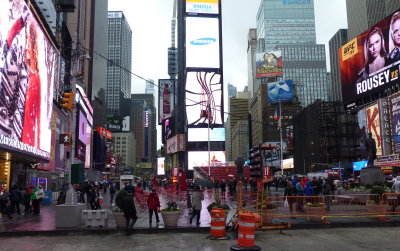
[274,178,280,192]
[310,177,319,195]
[123,192,138,235]
[322,178,333,211]
[295,177,304,212]
[190,186,204,226]
[220,179,226,199]
[147,188,160,227]
[284,180,296,216]
[31,186,44,216]
[10,185,22,215]
[110,183,116,205]
[0,187,13,220]
[22,186,32,214]
[304,181,315,203]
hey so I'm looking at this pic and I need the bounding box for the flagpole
[279,100,283,176]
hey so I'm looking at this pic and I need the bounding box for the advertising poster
[186,72,223,127]
[185,17,220,69]
[107,115,130,132]
[267,80,294,103]
[158,79,174,124]
[256,51,283,78]
[390,92,400,153]
[188,128,225,142]
[339,9,400,107]
[378,97,392,155]
[75,109,87,162]
[188,151,226,170]
[0,0,58,160]
[157,157,165,176]
[358,108,368,159]
[186,0,219,14]
[366,104,382,156]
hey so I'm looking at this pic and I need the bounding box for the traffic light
[59,133,72,146]
[249,145,262,179]
[61,91,74,111]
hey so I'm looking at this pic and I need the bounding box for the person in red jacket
[147,188,160,227]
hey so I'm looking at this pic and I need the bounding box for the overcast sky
[108,0,348,148]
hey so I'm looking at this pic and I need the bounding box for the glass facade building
[107,11,132,115]
[256,0,328,107]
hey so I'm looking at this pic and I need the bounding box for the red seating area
[194,166,251,181]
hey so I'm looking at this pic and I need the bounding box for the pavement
[1,226,400,251]
[1,187,400,236]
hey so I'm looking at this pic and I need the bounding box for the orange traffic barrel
[206,208,230,240]
[230,211,261,251]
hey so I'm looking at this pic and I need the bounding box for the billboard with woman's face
[340,9,400,108]
[0,0,58,160]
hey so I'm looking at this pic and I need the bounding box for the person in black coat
[123,192,138,235]
[10,185,22,215]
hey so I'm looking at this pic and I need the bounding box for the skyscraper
[329,29,348,102]
[107,11,132,116]
[256,0,328,107]
[346,0,400,40]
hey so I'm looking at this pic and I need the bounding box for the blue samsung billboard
[267,80,294,103]
[353,160,368,171]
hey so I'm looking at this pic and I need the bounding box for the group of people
[0,185,44,221]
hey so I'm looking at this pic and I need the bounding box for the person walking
[10,185,22,215]
[322,178,333,211]
[110,183,116,205]
[295,177,305,212]
[284,180,296,216]
[147,188,160,227]
[220,180,226,199]
[123,192,138,235]
[22,187,32,214]
[31,186,44,216]
[0,187,13,220]
[190,186,204,226]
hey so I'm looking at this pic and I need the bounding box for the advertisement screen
[188,128,225,142]
[339,9,400,107]
[267,80,294,103]
[282,158,294,169]
[186,0,219,14]
[106,115,130,132]
[366,104,382,156]
[0,0,58,160]
[390,92,400,153]
[353,160,368,171]
[188,151,226,170]
[358,108,368,159]
[256,51,283,78]
[186,71,223,127]
[158,79,174,124]
[157,157,165,175]
[186,17,220,68]
[76,110,87,162]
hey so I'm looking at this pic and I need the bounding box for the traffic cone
[230,211,261,250]
[206,208,230,240]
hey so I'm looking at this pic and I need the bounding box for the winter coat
[123,195,137,218]
[191,190,204,210]
[295,182,304,196]
[147,192,160,210]
[304,181,314,196]
[11,188,22,202]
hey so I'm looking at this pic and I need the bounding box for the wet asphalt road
[0,226,399,251]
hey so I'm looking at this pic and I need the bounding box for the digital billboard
[188,151,226,170]
[188,128,225,142]
[339,9,400,107]
[186,0,219,14]
[0,0,58,160]
[158,79,174,124]
[390,92,400,153]
[267,80,294,103]
[256,51,283,78]
[358,108,368,159]
[353,160,368,171]
[282,158,294,169]
[106,115,130,132]
[366,104,382,156]
[186,71,223,127]
[76,109,88,162]
[157,157,165,175]
[186,17,220,68]
[378,98,392,155]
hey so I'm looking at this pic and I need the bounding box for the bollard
[230,211,261,251]
[206,208,230,240]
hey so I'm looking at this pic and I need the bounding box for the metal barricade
[323,194,381,216]
[382,193,400,215]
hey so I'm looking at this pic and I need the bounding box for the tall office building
[329,29,348,102]
[145,80,155,95]
[346,0,400,40]
[228,83,237,98]
[107,11,132,116]
[247,29,258,98]
[256,0,329,107]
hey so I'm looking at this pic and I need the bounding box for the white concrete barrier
[82,210,108,227]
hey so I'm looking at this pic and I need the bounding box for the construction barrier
[206,208,230,240]
[230,211,261,251]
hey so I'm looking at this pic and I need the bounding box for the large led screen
[158,79,174,124]
[76,110,88,162]
[186,17,220,68]
[188,128,225,142]
[256,51,283,78]
[186,71,223,127]
[157,157,165,175]
[390,92,400,153]
[186,0,219,14]
[188,151,225,170]
[366,103,382,156]
[0,0,58,160]
[340,9,400,107]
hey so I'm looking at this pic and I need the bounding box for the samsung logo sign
[190,38,216,45]
[283,0,311,4]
